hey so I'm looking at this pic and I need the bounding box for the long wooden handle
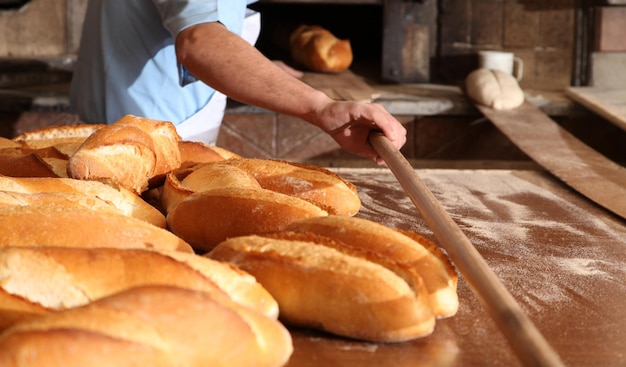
[369,132,565,367]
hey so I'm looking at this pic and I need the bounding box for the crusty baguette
[285,216,459,318]
[0,290,48,331]
[0,152,60,178]
[160,163,262,214]
[67,115,181,194]
[12,124,106,151]
[162,250,278,318]
[290,25,353,73]
[167,187,328,252]
[0,144,72,177]
[208,232,436,342]
[0,247,278,330]
[67,123,157,193]
[178,140,240,168]
[0,137,21,149]
[162,158,360,216]
[0,191,136,220]
[9,125,103,174]
[0,205,191,253]
[0,176,166,227]
[115,115,181,177]
[0,285,293,367]
[217,158,361,216]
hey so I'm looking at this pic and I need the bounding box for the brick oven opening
[249,2,384,81]
[0,0,30,10]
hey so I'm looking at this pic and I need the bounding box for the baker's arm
[175,22,406,164]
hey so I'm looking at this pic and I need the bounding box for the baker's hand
[314,101,407,165]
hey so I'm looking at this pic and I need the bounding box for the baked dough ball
[290,25,352,73]
[465,68,525,110]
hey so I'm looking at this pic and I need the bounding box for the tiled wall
[436,0,576,90]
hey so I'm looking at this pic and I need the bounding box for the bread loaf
[0,153,60,178]
[0,285,293,367]
[12,124,106,153]
[0,205,191,253]
[285,216,459,318]
[160,162,261,214]
[67,115,181,194]
[0,247,278,330]
[162,159,360,216]
[208,215,459,342]
[0,176,166,227]
[290,25,353,73]
[208,230,436,342]
[1,124,106,178]
[163,158,361,251]
[178,140,240,167]
[218,159,361,216]
[167,187,328,252]
[0,137,21,149]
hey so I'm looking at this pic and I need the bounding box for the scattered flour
[332,168,626,311]
[552,257,610,276]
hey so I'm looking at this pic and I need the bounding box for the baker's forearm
[176,22,330,128]
[176,21,407,164]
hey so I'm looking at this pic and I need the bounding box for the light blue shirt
[70,0,256,125]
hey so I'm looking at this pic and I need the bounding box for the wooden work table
[285,168,626,367]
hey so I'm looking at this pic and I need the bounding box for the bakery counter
[285,168,626,367]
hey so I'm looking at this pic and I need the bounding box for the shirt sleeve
[153,0,249,37]
[152,0,250,86]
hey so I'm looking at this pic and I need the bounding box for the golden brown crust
[114,115,181,181]
[67,123,157,194]
[0,290,49,331]
[208,233,435,342]
[0,247,278,326]
[163,159,360,217]
[221,159,360,216]
[167,187,328,252]
[285,216,459,318]
[177,141,241,168]
[160,163,261,214]
[0,329,170,367]
[0,176,166,227]
[0,153,60,178]
[12,124,106,150]
[290,25,353,73]
[0,286,293,367]
[0,137,22,149]
[0,205,192,253]
[67,115,182,194]
[162,158,359,252]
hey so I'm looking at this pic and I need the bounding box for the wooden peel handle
[369,132,565,367]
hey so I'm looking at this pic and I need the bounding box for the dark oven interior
[249,2,384,81]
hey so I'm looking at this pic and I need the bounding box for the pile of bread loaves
[0,115,458,366]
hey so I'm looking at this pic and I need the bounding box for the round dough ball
[465,68,524,110]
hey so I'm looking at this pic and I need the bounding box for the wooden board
[566,86,626,132]
[287,168,626,367]
[301,70,380,102]
[475,100,626,220]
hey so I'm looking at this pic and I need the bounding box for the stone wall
[0,0,86,57]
